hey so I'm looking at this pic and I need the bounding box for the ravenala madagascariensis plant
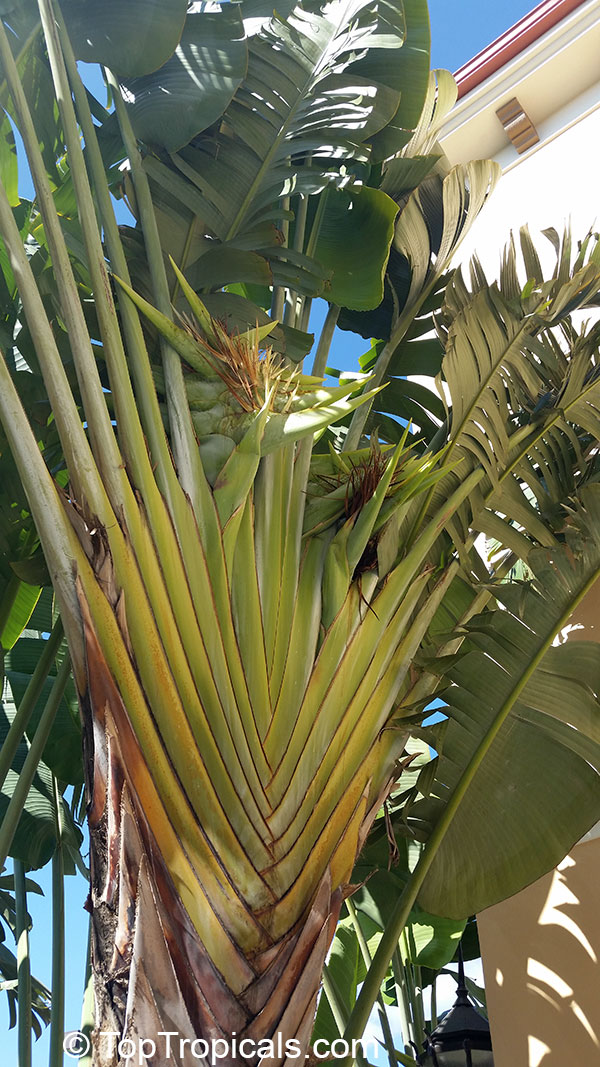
[2,0,600,1063]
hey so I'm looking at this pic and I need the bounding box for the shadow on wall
[477,838,600,1066]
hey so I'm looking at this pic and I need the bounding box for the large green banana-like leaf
[61,0,188,76]
[411,491,600,916]
[352,835,466,970]
[120,8,247,153]
[379,155,500,328]
[0,695,82,869]
[128,0,429,304]
[387,159,493,319]
[311,185,399,310]
[367,0,432,160]
[0,581,39,653]
[5,635,82,785]
[338,68,459,344]
[380,65,457,169]
[340,75,500,450]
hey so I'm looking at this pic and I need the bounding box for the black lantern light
[417,948,494,1067]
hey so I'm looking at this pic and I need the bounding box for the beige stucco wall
[477,835,600,1067]
[442,100,600,281]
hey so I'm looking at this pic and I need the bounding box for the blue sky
[429,0,536,70]
[3,3,542,1063]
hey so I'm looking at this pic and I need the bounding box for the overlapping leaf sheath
[62,338,464,1063]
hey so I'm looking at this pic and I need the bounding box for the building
[439,3,600,1065]
[442,0,600,268]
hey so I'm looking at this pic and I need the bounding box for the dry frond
[344,440,389,518]
[178,312,284,412]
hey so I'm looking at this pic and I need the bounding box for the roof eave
[454,0,587,98]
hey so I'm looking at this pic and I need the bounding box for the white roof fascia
[440,0,600,144]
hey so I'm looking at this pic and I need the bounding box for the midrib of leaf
[443,293,547,469]
[496,369,600,490]
[224,0,361,242]
[403,296,546,550]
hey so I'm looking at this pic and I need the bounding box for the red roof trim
[454,0,587,99]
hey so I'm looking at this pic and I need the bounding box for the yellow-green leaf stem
[49,778,65,1067]
[58,29,241,694]
[267,534,330,742]
[214,400,271,533]
[14,859,32,1067]
[107,66,207,512]
[40,0,149,482]
[268,437,315,703]
[56,14,189,517]
[258,387,384,453]
[114,276,221,380]
[52,0,214,623]
[269,569,433,827]
[266,467,483,773]
[0,355,92,676]
[97,697,269,977]
[0,177,111,524]
[127,507,272,827]
[168,258,220,345]
[0,657,71,871]
[231,498,272,741]
[45,1,242,711]
[321,519,352,630]
[0,19,126,514]
[0,619,64,792]
[281,566,457,851]
[346,435,407,573]
[76,578,276,921]
[254,448,294,675]
[264,786,368,939]
[95,531,275,863]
